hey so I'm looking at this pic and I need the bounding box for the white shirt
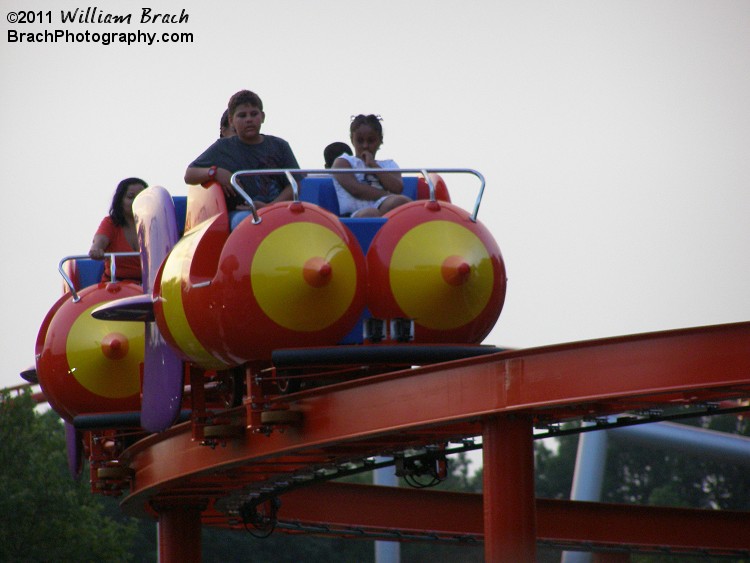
[332,153,399,216]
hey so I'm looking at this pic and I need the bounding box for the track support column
[154,500,205,563]
[482,414,536,562]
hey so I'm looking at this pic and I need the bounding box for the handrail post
[58,252,140,301]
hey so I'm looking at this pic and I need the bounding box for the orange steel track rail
[118,321,750,561]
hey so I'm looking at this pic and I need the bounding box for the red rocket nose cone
[303,256,333,288]
[101,332,129,360]
[441,255,472,286]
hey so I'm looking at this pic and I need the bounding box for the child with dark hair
[324,141,352,169]
[219,109,234,138]
[185,90,301,227]
[331,114,410,217]
[89,177,147,281]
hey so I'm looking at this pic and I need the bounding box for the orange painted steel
[154,501,204,563]
[119,321,750,559]
[483,415,536,562]
[274,482,750,551]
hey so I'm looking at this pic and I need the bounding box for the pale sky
[2,0,749,392]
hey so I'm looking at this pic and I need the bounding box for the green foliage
[201,529,373,562]
[533,415,750,562]
[534,433,578,499]
[440,451,482,493]
[534,415,750,510]
[602,415,750,511]
[0,390,138,563]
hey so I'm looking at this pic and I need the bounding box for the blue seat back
[75,260,105,288]
[173,195,187,236]
[299,177,341,215]
[402,177,418,199]
[299,176,418,216]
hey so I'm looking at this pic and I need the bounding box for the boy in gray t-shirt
[185,90,301,212]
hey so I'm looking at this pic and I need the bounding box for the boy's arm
[185,166,235,199]
[185,139,237,198]
[185,166,231,186]
[273,184,294,203]
[184,166,210,185]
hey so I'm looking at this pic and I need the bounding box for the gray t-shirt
[190,134,300,209]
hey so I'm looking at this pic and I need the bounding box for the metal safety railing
[229,167,487,224]
[58,252,139,302]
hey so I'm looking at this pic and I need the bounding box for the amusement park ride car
[30,169,750,561]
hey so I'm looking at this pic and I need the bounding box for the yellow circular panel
[160,228,227,369]
[252,223,358,331]
[66,303,144,398]
[390,221,494,330]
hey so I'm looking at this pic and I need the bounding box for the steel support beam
[125,322,750,515]
[483,415,536,561]
[278,483,750,552]
[116,322,750,557]
[154,501,204,563]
